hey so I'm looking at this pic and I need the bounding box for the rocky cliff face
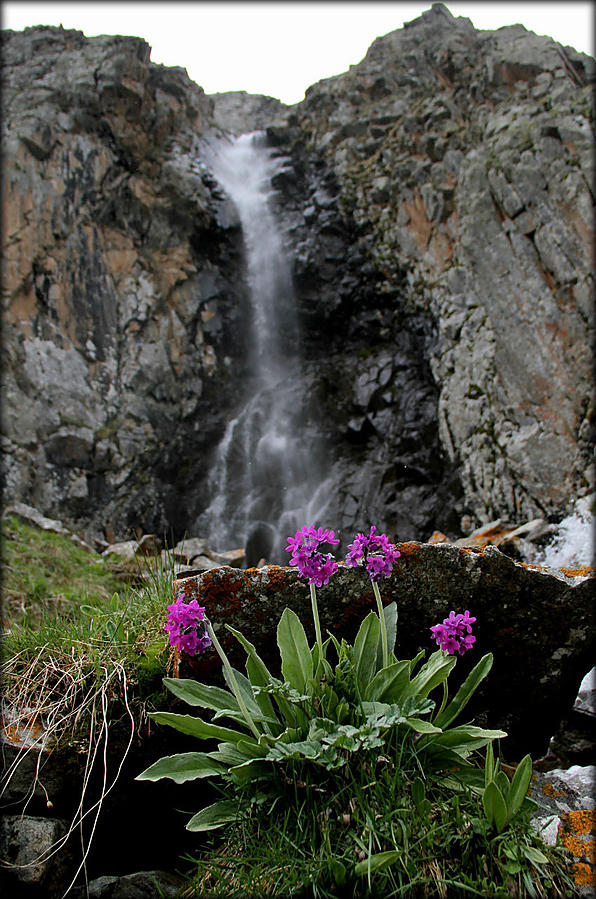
[2,26,253,540]
[265,3,594,532]
[2,6,594,548]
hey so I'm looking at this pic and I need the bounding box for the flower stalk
[371,581,389,668]
[310,582,324,674]
[205,618,260,739]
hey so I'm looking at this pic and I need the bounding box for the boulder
[0,814,71,891]
[173,543,595,759]
[70,870,186,899]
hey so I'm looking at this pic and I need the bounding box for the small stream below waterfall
[196,132,332,562]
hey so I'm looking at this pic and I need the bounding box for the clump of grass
[1,517,181,892]
[188,759,579,898]
[2,514,130,628]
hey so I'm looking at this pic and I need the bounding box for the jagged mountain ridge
[1,4,594,547]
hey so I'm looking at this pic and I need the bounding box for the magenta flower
[286,525,339,587]
[345,525,400,582]
[430,610,476,655]
[164,593,212,656]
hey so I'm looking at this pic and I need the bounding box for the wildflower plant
[136,520,520,851]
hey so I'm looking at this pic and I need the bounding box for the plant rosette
[138,525,507,835]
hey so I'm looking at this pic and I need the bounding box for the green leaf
[277,608,313,692]
[228,760,272,785]
[522,845,548,867]
[411,776,426,809]
[135,752,225,783]
[495,770,510,801]
[364,660,410,702]
[209,740,263,767]
[507,754,533,820]
[354,850,400,876]
[225,624,273,682]
[421,725,506,748]
[409,649,426,674]
[148,711,255,744]
[434,653,493,729]
[224,625,278,723]
[163,677,240,713]
[485,741,495,788]
[483,780,508,833]
[404,650,457,701]
[222,666,275,724]
[502,859,522,875]
[186,799,241,832]
[353,611,380,690]
[402,717,443,734]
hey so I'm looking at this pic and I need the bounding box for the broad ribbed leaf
[354,612,380,690]
[404,650,457,701]
[401,717,443,734]
[210,741,255,766]
[148,711,255,744]
[222,666,276,725]
[186,799,242,832]
[163,677,240,713]
[225,625,278,722]
[483,780,508,833]
[277,608,313,692]
[228,759,272,784]
[495,770,510,801]
[434,654,493,729]
[364,660,410,702]
[507,754,533,820]
[419,725,506,750]
[136,752,225,783]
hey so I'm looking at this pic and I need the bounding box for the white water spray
[197,133,331,562]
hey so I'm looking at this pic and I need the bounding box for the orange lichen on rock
[571,862,594,887]
[560,566,595,578]
[562,809,596,839]
[559,809,596,888]
[542,782,567,799]
[396,542,420,556]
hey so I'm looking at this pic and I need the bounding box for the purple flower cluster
[164,594,212,656]
[430,610,476,655]
[345,526,401,582]
[286,525,340,587]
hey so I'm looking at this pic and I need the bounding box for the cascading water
[197,132,331,562]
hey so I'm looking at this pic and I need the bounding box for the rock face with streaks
[1,26,251,541]
[1,5,594,548]
[264,2,594,535]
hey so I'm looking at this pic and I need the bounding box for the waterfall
[197,132,331,563]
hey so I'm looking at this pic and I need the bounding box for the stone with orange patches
[561,567,595,579]
[559,809,596,889]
